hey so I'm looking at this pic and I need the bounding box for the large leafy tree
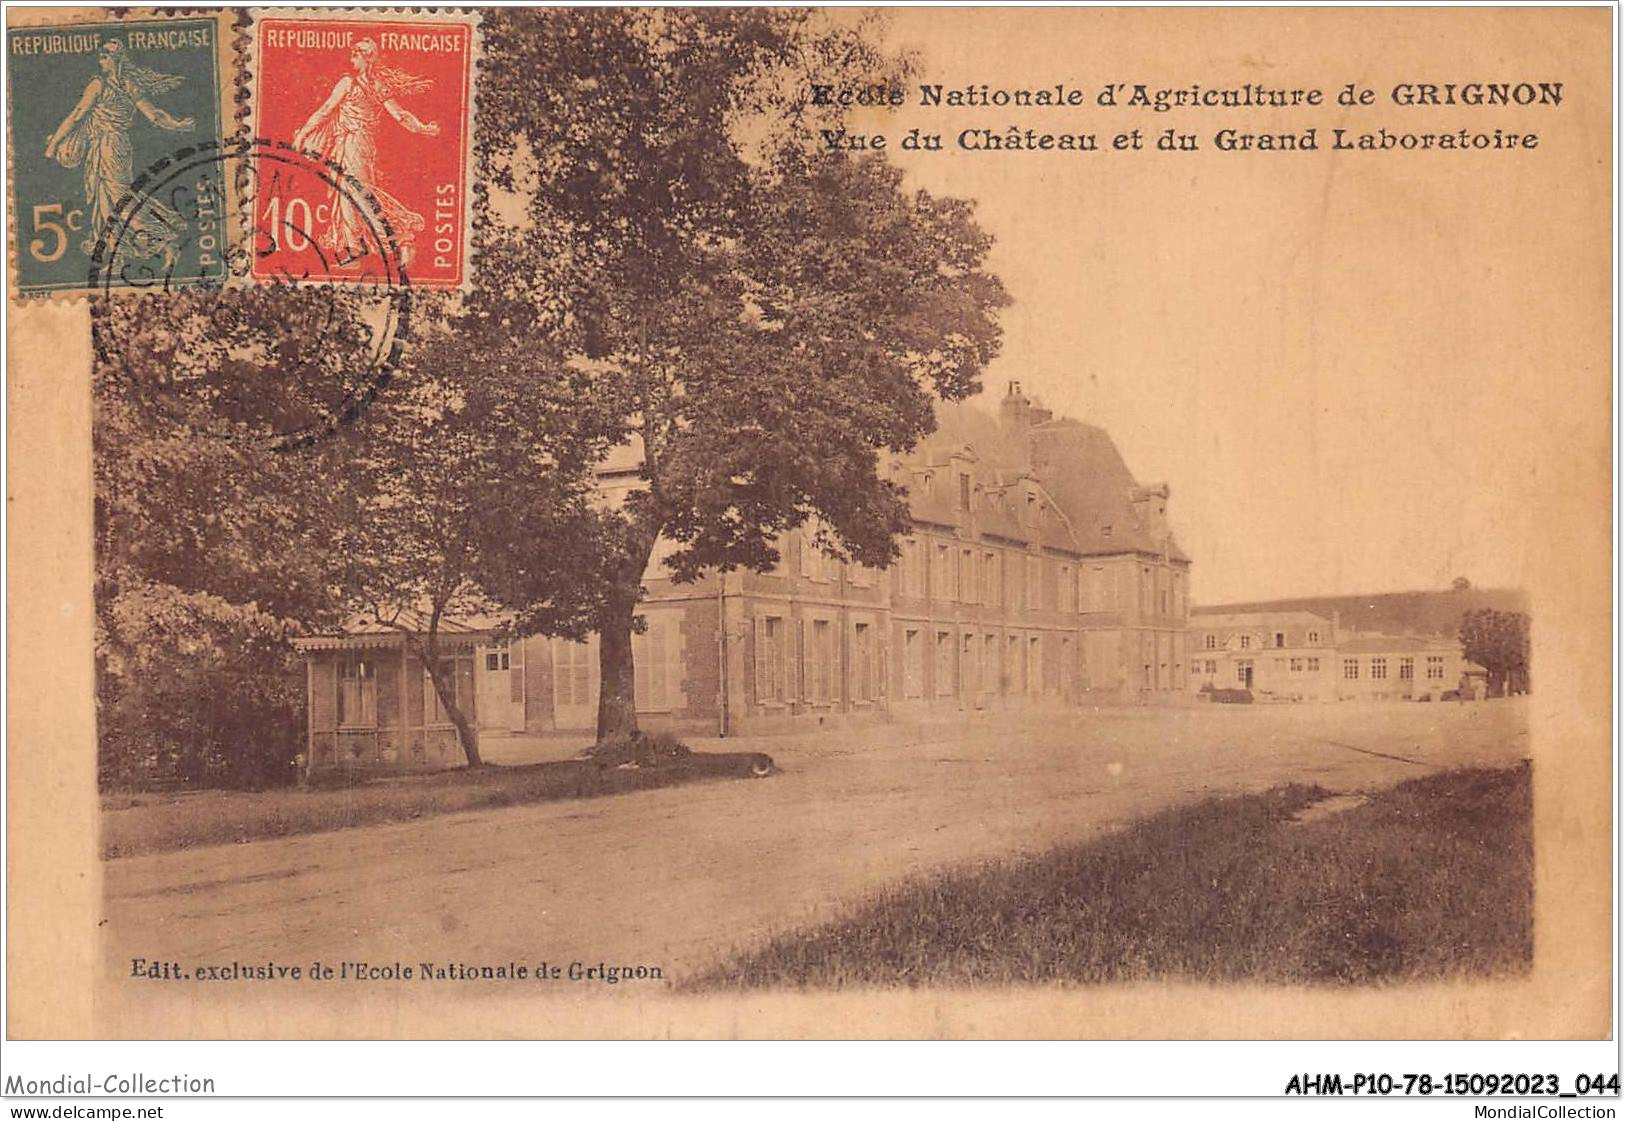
[329,315,615,766]
[93,287,373,786]
[1459,608,1531,696]
[479,9,1009,741]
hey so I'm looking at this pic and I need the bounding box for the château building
[294,383,1192,772]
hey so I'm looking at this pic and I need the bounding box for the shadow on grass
[101,751,775,860]
[686,761,1532,989]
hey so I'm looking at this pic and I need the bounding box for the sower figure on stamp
[44,39,194,265]
[292,39,441,271]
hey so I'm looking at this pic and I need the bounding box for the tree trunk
[595,594,639,743]
[417,637,483,768]
[434,667,484,767]
[594,527,660,745]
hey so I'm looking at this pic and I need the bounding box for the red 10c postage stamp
[248,10,478,288]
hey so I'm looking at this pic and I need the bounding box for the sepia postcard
[4,4,1614,1056]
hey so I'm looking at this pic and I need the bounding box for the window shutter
[649,621,669,710]
[633,628,650,712]
[753,617,767,703]
[571,642,590,705]
[788,618,803,702]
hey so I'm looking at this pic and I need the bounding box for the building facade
[1187,609,1477,702]
[296,384,1193,771]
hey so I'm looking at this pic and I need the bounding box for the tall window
[958,473,972,511]
[1239,635,1252,650]
[982,551,998,606]
[1307,657,1320,672]
[906,538,926,596]
[1028,635,1042,695]
[1274,632,1285,649]
[1307,630,1321,646]
[851,622,874,703]
[1370,658,1387,681]
[1343,658,1360,680]
[904,629,924,698]
[632,619,674,712]
[555,640,592,708]
[1204,633,1217,650]
[1399,656,1414,681]
[337,656,377,727]
[808,619,835,703]
[961,548,976,604]
[1059,564,1076,613]
[1026,555,1041,611]
[935,630,956,696]
[933,543,955,601]
[756,616,786,703]
[1426,655,1445,680]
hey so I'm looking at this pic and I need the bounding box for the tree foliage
[1459,608,1531,695]
[478,9,1009,741]
[95,9,1011,782]
[93,288,368,787]
[328,310,617,765]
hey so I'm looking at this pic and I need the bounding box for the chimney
[1129,482,1171,539]
[1331,609,1342,643]
[1000,380,1031,432]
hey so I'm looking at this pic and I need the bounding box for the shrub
[588,730,693,768]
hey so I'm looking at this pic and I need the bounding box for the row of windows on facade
[752,616,1074,706]
[1198,654,1448,683]
[1202,630,1323,650]
[754,616,880,705]
[891,537,1183,617]
[333,621,682,729]
[650,528,1183,618]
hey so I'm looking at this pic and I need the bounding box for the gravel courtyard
[101,698,1530,986]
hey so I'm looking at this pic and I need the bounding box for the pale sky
[854,8,1609,605]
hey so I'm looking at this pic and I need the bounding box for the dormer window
[1308,630,1320,645]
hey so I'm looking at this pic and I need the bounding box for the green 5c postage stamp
[8,14,234,296]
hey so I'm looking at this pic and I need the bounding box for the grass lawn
[101,751,772,860]
[689,762,1532,989]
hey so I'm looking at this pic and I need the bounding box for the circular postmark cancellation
[90,136,412,451]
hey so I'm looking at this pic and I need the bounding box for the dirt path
[102,700,1529,984]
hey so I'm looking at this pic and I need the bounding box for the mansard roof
[1027,417,1190,562]
[915,398,1190,563]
